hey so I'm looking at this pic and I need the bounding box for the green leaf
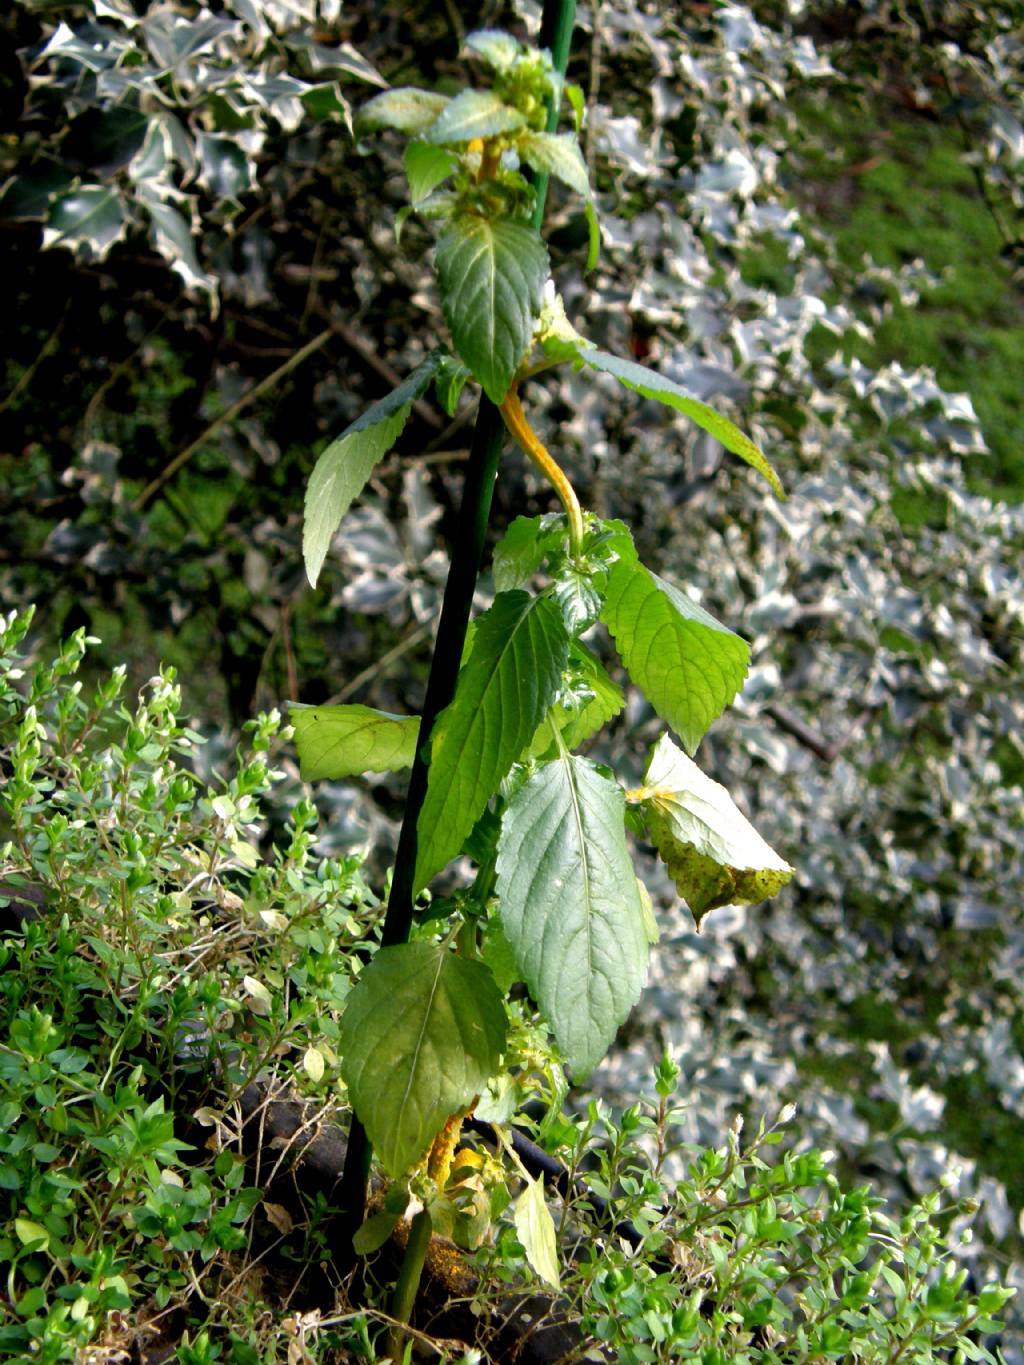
[580,347,783,496]
[339,943,506,1178]
[600,529,748,755]
[303,352,442,586]
[584,199,601,271]
[405,141,458,205]
[517,131,591,198]
[435,216,549,404]
[352,1208,401,1255]
[42,185,127,258]
[424,89,526,144]
[496,753,648,1077]
[640,734,794,925]
[14,1219,49,1252]
[289,703,420,779]
[565,82,585,134]
[514,1176,561,1288]
[357,88,450,134]
[492,514,567,591]
[434,354,473,416]
[465,29,521,71]
[414,591,569,893]
[526,640,623,760]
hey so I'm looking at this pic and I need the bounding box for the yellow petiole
[499,384,585,557]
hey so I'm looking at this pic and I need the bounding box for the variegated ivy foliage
[291,31,792,1182]
[2,0,384,297]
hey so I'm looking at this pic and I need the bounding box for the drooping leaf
[357,88,450,134]
[404,141,458,205]
[435,216,549,404]
[137,187,214,295]
[434,354,473,416]
[42,185,127,257]
[424,89,526,144]
[517,130,591,198]
[526,640,624,760]
[289,703,420,779]
[515,1175,561,1288]
[339,943,506,1178]
[465,29,521,71]
[600,529,748,755]
[303,352,442,586]
[496,753,648,1077]
[414,592,569,893]
[581,347,783,496]
[640,734,794,925]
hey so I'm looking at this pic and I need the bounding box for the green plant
[290,18,796,1311]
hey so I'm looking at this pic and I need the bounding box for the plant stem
[336,0,579,1279]
[387,1208,433,1357]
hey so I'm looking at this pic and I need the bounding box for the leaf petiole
[499,384,584,556]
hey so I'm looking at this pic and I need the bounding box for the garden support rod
[336,0,579,1272]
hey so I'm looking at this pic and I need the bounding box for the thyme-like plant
[292,24,796,1288]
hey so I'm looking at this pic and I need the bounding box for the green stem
[336,0,579,1281]
[388,1208,433,1357]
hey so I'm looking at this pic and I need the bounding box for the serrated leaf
[465,29,521,71]
[197,133,253,200]
[42,185,127,258]
[436,216,549,404]
[581,347,783,496]
[492,514,567,591]
[526,641,624,760]
[641,734,794,924]
[414,591,568,892]
[339,943,506,1177]
[515,1176,561,1288]
[496,753,648,1077]
[405,141,458,205]
[600,530,748,755]
[289,703,419,779]
[137,188,214,296]
[304,352,442,586]
[518,130,591,198]
[357,88,450,134]
[425,89,526,144]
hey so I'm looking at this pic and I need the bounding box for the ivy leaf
[526,640,623,760]
[600,529,748,755]
[303,352,442,586]
[640,734,794,925]
[581,347,783,496]
[289,703,419,779]
[465,29,521,71]
[496,753,648,1077]
[424,89,526,144]
[514,1176,561,1288]
[357,88,450,134]
[339,943,506,1178]
[414,591,569,894]
[405,141,458,205]
[42,185,127,258]
[435,216,549,404]
[517,130,591,198]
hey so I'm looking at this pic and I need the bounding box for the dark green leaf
[435,216,549,404]
[492,514,567,591]
[289,704,420,779]
[196,134,253,200]
[434,354,473,416]
[424,90,526,144]
[339,943,506,1177]
[600,529,748,755]
[304,352,443,586]
[581,347,783,495]
[496,753,648,1077]
[414,591,568,892]
[357,88,450,135]
[43,185,127,257]
[526,641,623,760]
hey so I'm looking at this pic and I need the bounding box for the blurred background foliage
[2,0,1023,1351]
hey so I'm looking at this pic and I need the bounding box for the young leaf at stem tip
[414,590,569,894]
[496,750,648,1078]
[339,942,506,1179]
[639,733,794,925]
